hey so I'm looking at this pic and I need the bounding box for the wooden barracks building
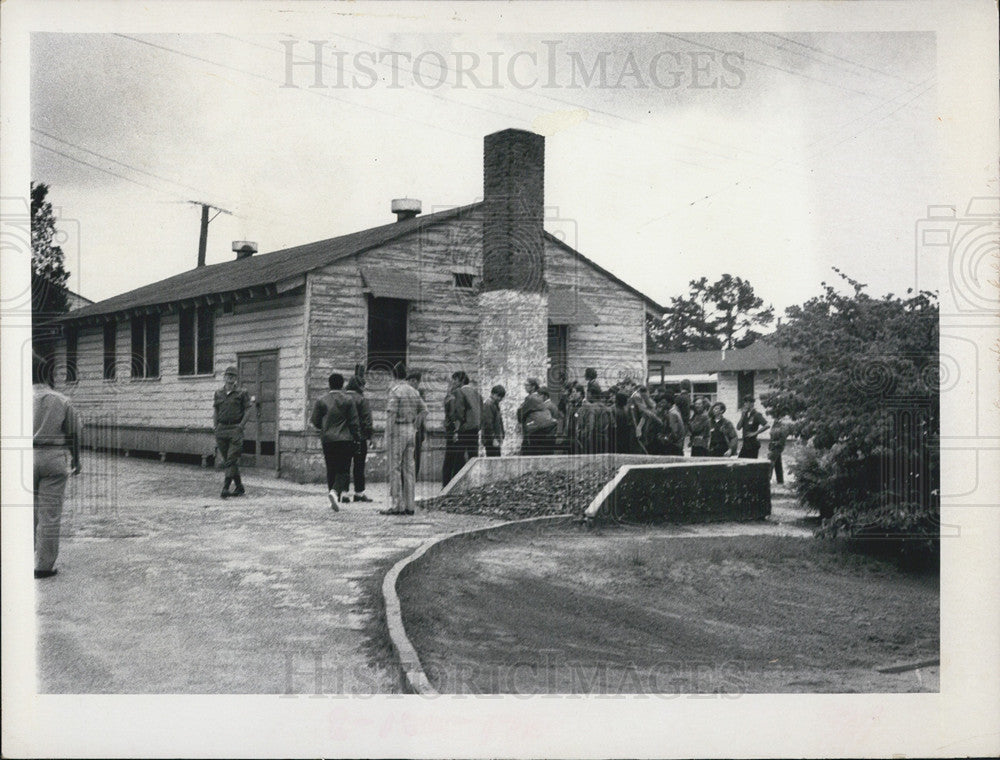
[52,129,664,481]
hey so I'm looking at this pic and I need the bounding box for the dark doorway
[737,370,755,405]
[367,295,408,373]
[547,324,569,405]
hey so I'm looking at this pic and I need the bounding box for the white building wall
[53,294,307,434]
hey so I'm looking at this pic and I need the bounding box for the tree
[647,274,774,351]
[762,270,939,559]
[31,182,70,361]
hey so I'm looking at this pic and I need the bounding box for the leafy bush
[762,271,939,560]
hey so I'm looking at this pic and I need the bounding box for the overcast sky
[31,31,938,316]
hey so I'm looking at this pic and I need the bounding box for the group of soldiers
[213,364,789,518]
[32,360,789,579]
[438,367,788,486]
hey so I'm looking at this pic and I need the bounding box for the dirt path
[35,452,496,693]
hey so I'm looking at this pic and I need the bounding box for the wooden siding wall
[52,294,307,433]
[544,239,648,390]
[307,212,484,433]
[305,214,649,436]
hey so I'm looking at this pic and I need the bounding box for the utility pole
[189,201,232,268]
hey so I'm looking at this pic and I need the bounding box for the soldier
[213,366,254,498]
[33,354,81,579]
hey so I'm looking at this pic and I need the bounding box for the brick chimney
[482,129,545,292]
[478,129,549,455]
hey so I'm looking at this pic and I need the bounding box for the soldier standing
[214,366,254,498]
[33,354,81,579]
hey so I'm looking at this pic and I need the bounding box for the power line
[32,127,208,197]
[805,78,935,156]
[765,33,920,85]
[32,140,184,198]
[637,76,935,225]
[113,33,474,141]
[221,33,530,126]
[32,130,294,226]
[225,33,733,179]
[660,33,879,98]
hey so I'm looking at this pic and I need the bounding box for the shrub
[763,271,939,561]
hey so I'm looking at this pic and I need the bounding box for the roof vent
[391,198,421,222]
[233,241,258,260]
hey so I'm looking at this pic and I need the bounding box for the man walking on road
[383,362,427,515]
[344,375,374,502]
[311,372,361,510]
[214,366,254,499]
[33,355,81,579]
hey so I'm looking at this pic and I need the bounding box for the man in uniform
[213,366,255,498]
[33,354,81,578]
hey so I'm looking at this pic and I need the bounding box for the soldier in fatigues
[214,366,254,498]
[33,355,81,579]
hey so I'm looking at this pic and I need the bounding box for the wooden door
[237,351,279,470]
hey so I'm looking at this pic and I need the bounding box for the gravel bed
[424,466,620,520]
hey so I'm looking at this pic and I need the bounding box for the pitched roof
[61,200,665,321]
[648,341,790,373]
[60,203,480,322]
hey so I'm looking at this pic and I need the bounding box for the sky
[30,30,939,317]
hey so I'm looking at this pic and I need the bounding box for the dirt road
[35,451,495,693]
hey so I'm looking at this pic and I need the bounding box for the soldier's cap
[224,366,238,376]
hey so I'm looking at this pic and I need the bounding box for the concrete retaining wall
[584,460,771,523]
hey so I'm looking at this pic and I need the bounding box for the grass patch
[398,525,938,694]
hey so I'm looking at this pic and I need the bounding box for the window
[103,321,116,380]
[179,305,214,375]
[130,314,160,379]
[65,326,78,383]
[366,295,407,372]
[453,272,475,289]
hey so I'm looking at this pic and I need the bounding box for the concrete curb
[381,512,576,695]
